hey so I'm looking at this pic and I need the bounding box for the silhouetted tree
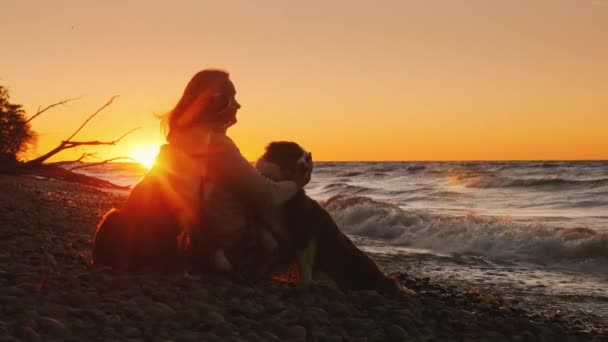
[0,86,36,167]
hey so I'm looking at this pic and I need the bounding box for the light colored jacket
[156,127,296,246]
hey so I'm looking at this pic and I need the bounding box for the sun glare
[130,145,160,169]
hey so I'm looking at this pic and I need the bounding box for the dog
[256,141,405,295]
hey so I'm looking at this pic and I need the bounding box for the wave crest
[323,195,608,268]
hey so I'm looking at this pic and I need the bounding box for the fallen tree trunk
[7,162,130,189]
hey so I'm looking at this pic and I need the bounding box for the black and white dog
[256,142,406,295]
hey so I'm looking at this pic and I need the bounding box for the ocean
[74,160,608,323]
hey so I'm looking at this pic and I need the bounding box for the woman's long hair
[164,69,230,143]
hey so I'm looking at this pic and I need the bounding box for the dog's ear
[297,151,313,187]
[256,157,287,181]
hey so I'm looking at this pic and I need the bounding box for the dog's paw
[386,275,416,297]
[399,284,417,297]
[212,249,232,273]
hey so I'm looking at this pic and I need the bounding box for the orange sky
[3,0,607,162]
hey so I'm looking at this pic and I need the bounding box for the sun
[129,144,160,169]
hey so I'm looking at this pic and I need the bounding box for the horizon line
[64,158,608,164]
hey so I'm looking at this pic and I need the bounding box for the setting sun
[129,145,160,169]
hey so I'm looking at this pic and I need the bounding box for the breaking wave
[323,195,608,271]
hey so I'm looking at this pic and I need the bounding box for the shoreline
[0,175,605,341]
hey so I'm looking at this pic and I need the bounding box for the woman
[93,69,296,274]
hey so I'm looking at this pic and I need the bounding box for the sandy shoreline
[0,175,605,341]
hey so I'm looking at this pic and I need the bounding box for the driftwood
[19,163,131,190]
[67,157,136,171]
[25,96,140,166]
[2,95,141,189]
[48,152,98,166]
[25,97,79,124]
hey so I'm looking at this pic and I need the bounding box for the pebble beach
[0,175,605,341]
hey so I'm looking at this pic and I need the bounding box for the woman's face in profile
[214,78,241,129]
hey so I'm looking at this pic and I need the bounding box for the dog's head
[256,141,313,188]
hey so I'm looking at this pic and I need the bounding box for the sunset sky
[3,0,607,162]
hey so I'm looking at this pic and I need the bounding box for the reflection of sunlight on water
[447,175,463,185]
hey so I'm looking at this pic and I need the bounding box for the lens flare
[129,145,160,169]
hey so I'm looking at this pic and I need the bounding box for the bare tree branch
[68,156,136,171]
[25,97,80,123]
[65,95,119,142]
[26,126,139,165]
[62,127,140,148]
[114,127,141,143]
[48,152,98,166]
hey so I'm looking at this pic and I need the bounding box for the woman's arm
[206,134,297,205]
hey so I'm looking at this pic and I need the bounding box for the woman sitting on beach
[93,69,408,297]
[93,69,297,273]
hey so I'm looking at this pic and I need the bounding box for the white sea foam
[323,195,608,271]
